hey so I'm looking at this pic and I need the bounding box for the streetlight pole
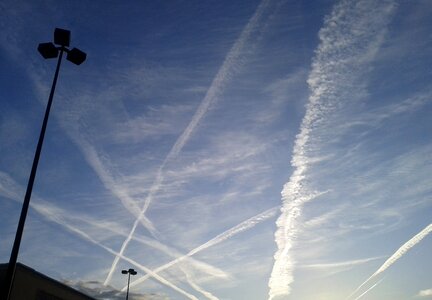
[1,28,86,300]
[122,268,137,300]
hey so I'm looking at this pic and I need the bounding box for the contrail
[346,223,432,300]
[70,135,158,236]
[182,266,220,300]
[105,0,278,285]
[50,215,200,300]
[352,278,385,300]
[302,256,384,270]
[124,206,279,290]
[0,173,199,299]
[32,77,160,238]
[0,171,229,283]
[71,206,230,280]
[268,0,396,299]
[0,8,158,238]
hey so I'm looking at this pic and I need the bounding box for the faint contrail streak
[0,18,159,239]
[105,0,277,285]
[71,136,158,236]
[0,171,228,283]
[346,223,432,300]
[124,206,279,290]
[182,267,220,300]
[0,172,199,299]
[352,278,384,300]
[302,256,383,270]
[268,0,396,299]
[51,217,200,300]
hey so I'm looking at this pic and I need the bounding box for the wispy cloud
[112,104,195,144]
[417,289,432,298]
[104,0,281,286]
[268,0,396,298]
[347,223,432,300]
[328,89,432,141]
[257,68,308,124]
[302,204,343,229]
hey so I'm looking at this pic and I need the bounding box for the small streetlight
[1,28,86,300]
[122,268,137,300]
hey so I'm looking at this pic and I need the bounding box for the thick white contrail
[105,0,278,285]
[125,206,279,290]
[268,0,396,298]
[347,223,432,300]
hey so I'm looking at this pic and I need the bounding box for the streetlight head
[130,270,137,275]
[54,28,71,47]
[121,270,128,274]
[67,48,86,65]
[38,42,59,59]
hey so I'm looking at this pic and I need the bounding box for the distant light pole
[122,268,137,300]
[1,28,86,300]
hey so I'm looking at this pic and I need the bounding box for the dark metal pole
[1,48,64,300]
[126,273,131,300]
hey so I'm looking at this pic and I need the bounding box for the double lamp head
[37,28,86,65]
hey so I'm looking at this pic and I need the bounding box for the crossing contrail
[0,172,199,299]
[268,0,396,298]
[0,171,228,285]
[124,206,279,290]
[70,135,158,236]
[182,266,220,300]
[347,223,432,300]
[104,0,279,286]
[52,215,200,300]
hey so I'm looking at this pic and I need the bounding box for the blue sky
[0,0,431,299]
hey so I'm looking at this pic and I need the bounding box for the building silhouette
[0,263,95,300]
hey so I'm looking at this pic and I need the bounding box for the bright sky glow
[0,1,431,299]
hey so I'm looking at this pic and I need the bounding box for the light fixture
[121,268,138,300]
[1,28,86,300]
